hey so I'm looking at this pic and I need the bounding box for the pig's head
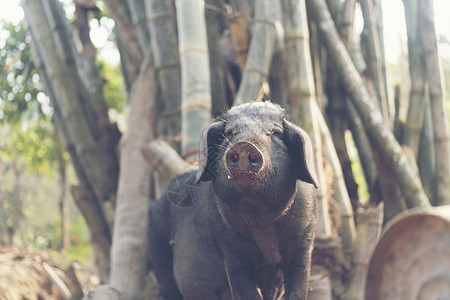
[196,102,318,213]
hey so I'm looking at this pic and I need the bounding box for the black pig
[148,101,318,300]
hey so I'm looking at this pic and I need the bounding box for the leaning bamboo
[419,0,450,205]
[282,0,331,238]
[234,0,277,105]
[315,102,356,253]
[176,0,212,155]
[308,0,430,208]
[346,101,378,196]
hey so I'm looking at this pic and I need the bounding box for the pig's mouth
[227,171,265,193]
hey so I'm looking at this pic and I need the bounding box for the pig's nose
[225,141,263,175]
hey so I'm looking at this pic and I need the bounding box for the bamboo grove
[21,0,449,299]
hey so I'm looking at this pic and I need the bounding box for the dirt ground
[0,246,98,300]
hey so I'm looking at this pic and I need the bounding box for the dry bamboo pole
[360,0,389,122]
[419,0,450,205]
[315,102,356,253]
[402,0,427,157]
[109,56,156,299]
[146,0,182,147]
[126,0,151,54]
[308,0,430,208]
[281,0,331,238]
[234,0,276,105]
[176,0,212,155]
[205,0,230,116]
[346,102,378,200]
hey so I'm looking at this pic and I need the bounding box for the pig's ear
[196,121,225,183]
[283,120,319,188]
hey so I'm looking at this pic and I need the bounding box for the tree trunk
[109,56,157,298]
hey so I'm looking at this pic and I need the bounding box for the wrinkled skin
[148,102,318,300]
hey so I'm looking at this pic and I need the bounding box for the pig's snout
[225,141,264,177]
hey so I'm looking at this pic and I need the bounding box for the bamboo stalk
[282,0,331,238]
[308,0,430,208]
[315,102,356,253]
[360,0,389,122]
[346,101,378,196]
[234,0,276,105]
[402,0,427,157]
[175,0,212,155]
[373,0,390,111]
[419,0,450,205]
[146,0,182,147]
[418,95,437,204]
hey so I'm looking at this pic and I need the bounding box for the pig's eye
[224,129,234,139]
[268,128,283,138]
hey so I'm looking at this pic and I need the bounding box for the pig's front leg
[284,246,314,300]
[257,265,285,300]
[223,253,262,300]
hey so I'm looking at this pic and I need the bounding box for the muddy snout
[225,141,264,179]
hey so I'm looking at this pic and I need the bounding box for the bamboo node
[252,18,277,27]
[179,47,209,57]
[148,11,172,21]
[244,67,268,77]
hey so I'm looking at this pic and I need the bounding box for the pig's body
[149,102,318,300]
